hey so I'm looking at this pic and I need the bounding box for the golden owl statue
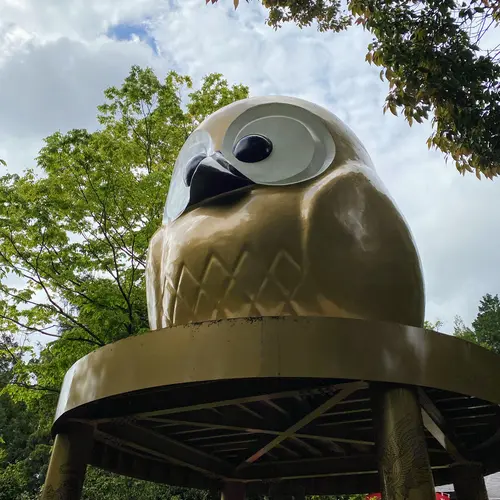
[146,96,424,330]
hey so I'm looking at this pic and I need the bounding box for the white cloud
[0,0,161,42]
[0,0,499,333]
[0,37,156,138]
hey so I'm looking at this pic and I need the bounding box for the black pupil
[232,134,273,163]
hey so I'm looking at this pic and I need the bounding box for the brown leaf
[234,0,239,7]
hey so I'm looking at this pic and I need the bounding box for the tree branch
[8,380,60,394]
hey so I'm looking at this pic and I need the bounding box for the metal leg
[221,482,246,500]
[451,462,489,500]
[41,423,94,500]
[371,384,435,500]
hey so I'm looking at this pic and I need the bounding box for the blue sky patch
[107,23,158,55]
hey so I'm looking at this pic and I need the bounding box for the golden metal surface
[41,424,93,500]
[146,96,424,330]
[45,97,499,498]
[54,317,500,423]
[371,385,436,500]
[450,462,489,500]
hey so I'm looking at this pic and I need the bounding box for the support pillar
[221,482,246,500]
[450,462,488,500]
[371,384,435,500]
[41,423,94,500]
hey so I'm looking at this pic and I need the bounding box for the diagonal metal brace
[236,381,367,470]
[418,388,466,462]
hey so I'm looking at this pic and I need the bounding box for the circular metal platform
[54,317,500,495]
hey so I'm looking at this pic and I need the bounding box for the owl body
[146,97,425,330]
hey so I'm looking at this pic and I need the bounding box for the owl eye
[233,135,273,163]
[221,102,335,186]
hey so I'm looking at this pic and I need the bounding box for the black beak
[186,152,254,209]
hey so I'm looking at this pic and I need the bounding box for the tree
[424,319,444,331]
[0,65,248,393]
[453,293,500,353]
[0,65,248,499]
[309,496,366,500]
[471,293,500,353]
[0,337,52,500]
[207,0,500,179]
[81,468,209,500]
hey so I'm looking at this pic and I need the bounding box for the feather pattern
[379,414,432,500]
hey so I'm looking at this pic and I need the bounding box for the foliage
[0,65,248,499]
[0,338,52,500]
[309,496,366,500]
[207,0,500,179]
[423,319,444,331]
[0,66,248,398]
[454,293,500,353]
[472,293,500,352]
[81,467,209,500]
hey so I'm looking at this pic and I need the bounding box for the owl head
[146,96,424,330]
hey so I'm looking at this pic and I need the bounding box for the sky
[0,0,499,333]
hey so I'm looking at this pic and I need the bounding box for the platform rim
[54,316,500,426]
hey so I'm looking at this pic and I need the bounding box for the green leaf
[221,0,500,178]
[0,65,250,498]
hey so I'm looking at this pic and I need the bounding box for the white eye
[163,130,213,223]
[221,102,335,186]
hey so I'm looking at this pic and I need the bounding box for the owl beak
[187,153,254,209]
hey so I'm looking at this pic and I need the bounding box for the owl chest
[163,240,306,325]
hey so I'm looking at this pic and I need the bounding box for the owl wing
[302,163,425,326]
[146,226,167,330]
